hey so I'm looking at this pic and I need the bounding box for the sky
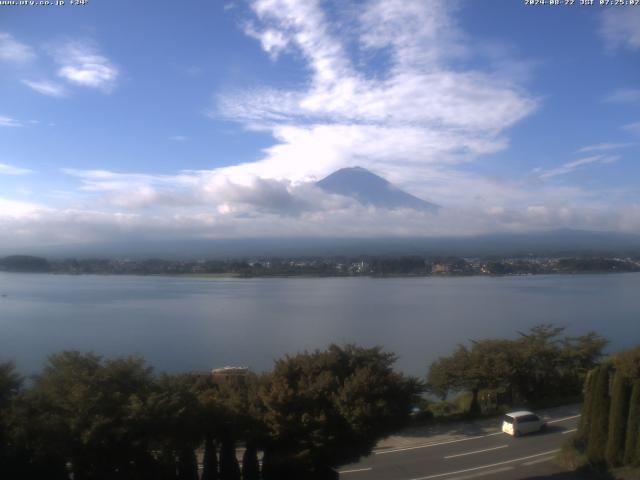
[1,0,639,250]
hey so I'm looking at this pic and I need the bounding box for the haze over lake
[2,272,639,377]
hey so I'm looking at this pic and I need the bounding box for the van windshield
[503,415,514,424]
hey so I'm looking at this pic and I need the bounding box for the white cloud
[0,32,35,63]
[2,180,640,250]
[0,116,23,128]
[214,0,537,188]
[0,157,636,249]
[600,8,640,51]
[51,43,119,92]
[243,24,290,59]
[22,79,67,98]
[578,142,636,153]
[622,121,640,137]
[61,167,349,214]
[605,88,640,104]
[169,135,189,142]
[535,155,618,180]
[0,163,34,175]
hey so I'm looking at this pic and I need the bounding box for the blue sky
[0,0,639,248]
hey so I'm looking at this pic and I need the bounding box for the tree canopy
[0,345,419,479]
[427,325,607,411]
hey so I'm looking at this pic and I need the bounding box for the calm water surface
[1,272,639,376]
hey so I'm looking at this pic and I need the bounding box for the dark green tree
[155,450,179,480]
[623,380,640,466]
[612,346,640,466]
[142,374,205,479]
[261,448,277,480]
[259,344,420,475]
[587,365,611,466]
[201,435,219,480]
[241,440,260,480]
[512,325,567,403]
[0,362,24,478]
[18,351,155,479]
[177,446,198,480]
[219,436,241,480]
[427,340,516,414]
[605,371,631,467]
[428,325,607,411]
[577,368,598,441]
[0,361,21,410]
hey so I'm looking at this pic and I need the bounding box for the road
[338,412,581,480]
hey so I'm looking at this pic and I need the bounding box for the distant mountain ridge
[316,166,439,212]
[2,229,640,259]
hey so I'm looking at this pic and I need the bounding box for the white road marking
[547,414,581,424]
[376,413,580,456]
[375,433,504,455]
[338,467,373,474]
[562,428,578,435]
[521,456,555,466]
[410,449,560,480]
[444,445,508,459]
[445,466,514,480]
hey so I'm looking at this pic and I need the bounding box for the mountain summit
[316,167,439,212]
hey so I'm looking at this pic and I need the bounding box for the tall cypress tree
[636,423,640,466]
[202,435,219,480]
[157,450,179,480]
[241,441,260,480]
[587,365,611,466]
[177,446,199,480]
[625,381,640,466]
[578,368,598,441]
[219,437,241,480]
[605,371,631,467]
[261,448,276,480]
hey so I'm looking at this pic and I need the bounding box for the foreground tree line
[568,346,640,471]
[0,326,613,479]
[0,345,419,480]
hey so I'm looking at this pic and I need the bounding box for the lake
[1,272,639,377]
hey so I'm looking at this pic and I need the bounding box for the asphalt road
[338,414,581,480]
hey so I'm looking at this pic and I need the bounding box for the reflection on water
[1,272,639,376]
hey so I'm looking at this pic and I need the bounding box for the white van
[502,411,546,436]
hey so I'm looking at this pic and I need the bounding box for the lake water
[1,272,639,377]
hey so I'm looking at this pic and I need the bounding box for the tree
[241,441,260,480]
[177,446,198,480]
[0,361,21,410]
[613,347,640,380]
[577,368,598,441]
[0,362,24,478]
[427,340,516,414]
[201,435,219,480]
[20,351,156,479]
[259,344,420,476]
[427,325,608,411]
[513,324,566,402]
[605,371,631,467]
[574,347,640,469]
[587,365,611,466]
[142,373,206,479]
[623,380,640,466]
[219,436,241,480]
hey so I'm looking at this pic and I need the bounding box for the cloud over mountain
[215,0,537,190]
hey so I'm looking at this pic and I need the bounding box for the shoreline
[1,270,640,279]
